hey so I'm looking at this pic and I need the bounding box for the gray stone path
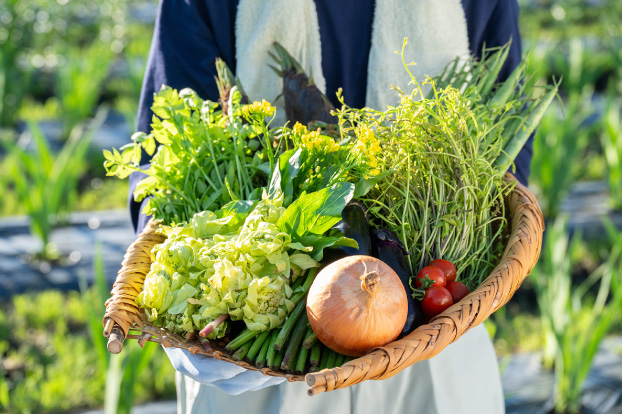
[0,209,135,298]
[503,338,622,414]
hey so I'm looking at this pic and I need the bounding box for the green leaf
[280,148,303,206]
[143,136,156,156]
[297,235,359,261]
[216,200,257,229]
[134,176,159,202]
[277,182,355,239]
[121,147,135,165]
[267,158,282,199]
[256,162,271,176]
[224,177,239,201]
[103,149,114,162]
[353,170,392,198]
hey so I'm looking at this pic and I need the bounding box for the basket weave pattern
[103,174,544,395]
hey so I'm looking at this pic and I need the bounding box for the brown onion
[306,255,408,356]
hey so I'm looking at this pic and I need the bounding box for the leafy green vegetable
[104,86,278,225]
[136,181,357,338]
[277,182,355,239]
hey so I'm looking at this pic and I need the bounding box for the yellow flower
[293,122,307,135]
[301,130,325,151]
[353,141,366,154]
[369,141,382,154]
[367,155,378,168]
[241,100,276,118]
[325,138,340,153]
[355,125,375,144]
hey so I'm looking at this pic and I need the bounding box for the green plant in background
[530,91,593,218]
[4,290,105,413]
[56,42,115,137]
[0,252,175,413]
[519,0,622,41]
[81,244,171,414]
[600,92,622,211]
[1,109,106,260]
[602,216,622,304]
[530,218,577,370]
[486,305,543,357]
[531,217,621,414]
[114,28,151,131]
[551,37,613,95]
[524,43,552,88]
[0,0,36,127]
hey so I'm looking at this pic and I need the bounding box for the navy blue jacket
[130,0,529,234]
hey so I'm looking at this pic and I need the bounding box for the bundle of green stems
[340,43,558,288]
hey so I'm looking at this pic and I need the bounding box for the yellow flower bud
[370,142,382,154]
[293,122,307,135]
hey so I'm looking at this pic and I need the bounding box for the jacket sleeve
[129,0,237,235]
[462,0,532,186]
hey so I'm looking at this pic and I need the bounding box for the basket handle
[104,318,125,354]
[102,219,165,355]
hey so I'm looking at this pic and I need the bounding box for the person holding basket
[129,1,528,412]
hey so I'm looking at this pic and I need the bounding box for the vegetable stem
[256,330,277,368]
[274,299,307,352]
[295,327,313,374]
[290,268,318,304]
[199,313,228,337]
[326,349,337,369]
[302,330,318,349]
[232,339,252,361]
[309,342,322,367]
[226,328,260,352]
[247,330,271,362]
[281,312,309,371]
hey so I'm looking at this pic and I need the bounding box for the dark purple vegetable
[371,228,423,336]
[270,42,337,126]
[323,201,372,264]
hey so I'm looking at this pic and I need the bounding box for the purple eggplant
[371,228,423,336]
[323,201,372,264]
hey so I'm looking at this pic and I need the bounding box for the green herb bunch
[104,86,278,225]
[338,42,558,288]
[349,84,512,288]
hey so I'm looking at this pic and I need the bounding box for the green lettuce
[137,183,356,339]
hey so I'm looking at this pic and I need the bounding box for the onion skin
[306,255,408,356]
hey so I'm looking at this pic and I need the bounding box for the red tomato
[430,259,457,282]
[446,281,470,303]
[421,286,454,317]
[414,266,446,289]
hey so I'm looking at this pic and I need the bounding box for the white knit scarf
[235,0,470,124]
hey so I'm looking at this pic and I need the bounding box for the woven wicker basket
[103,173,544,396]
